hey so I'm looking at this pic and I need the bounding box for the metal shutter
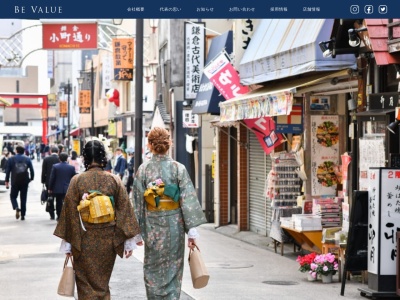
[248,131,272,236]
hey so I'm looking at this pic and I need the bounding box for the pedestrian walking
[41,146,60,220]
[42,143,49,158]
[68,150,81,173]
[29,141,35,160]
[1,148,11,172]
[5,145,34,221]
[113,147,127,179]
[36,142,41,162]
[48,152,76,220]
[53,140,143,299]
[133,127,207,299]
[126,147,135,196]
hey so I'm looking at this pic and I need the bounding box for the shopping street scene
[0,18,400,299]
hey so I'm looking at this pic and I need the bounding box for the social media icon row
[350,5,387,14]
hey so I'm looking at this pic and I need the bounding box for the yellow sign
[211,151,216,178]
[108,120,116,136]
[47,93,57,106]
[72,139,81,156]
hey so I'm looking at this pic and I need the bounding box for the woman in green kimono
[54,140,143,299]
[133,127,207,299]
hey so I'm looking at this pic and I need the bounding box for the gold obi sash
[144,183,180,211]
[147,198,180,211]
[77,191,115,224]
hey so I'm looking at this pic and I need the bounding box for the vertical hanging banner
[184,22,205,100]
[113,38,134,81]
[203,51,250,100]
[42,23,98,49]
[102,54,113,98]
[79,90,91,114]
[59,100,67,118]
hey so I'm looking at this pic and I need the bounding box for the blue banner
[1,0,398,18]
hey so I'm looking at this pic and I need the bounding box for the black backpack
[13,157,28,184]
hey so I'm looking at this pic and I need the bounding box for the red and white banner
[244,117,285,155]
[42,23,98,49]
[203,52,249,100]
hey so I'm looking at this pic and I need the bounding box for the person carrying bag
[57,256,75,297]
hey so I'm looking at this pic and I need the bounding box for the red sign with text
[244,117,285,155]
[42,23,98,49]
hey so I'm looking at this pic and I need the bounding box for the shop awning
[219,69,350,123]
[239,19,357,85]
[365,19,400,65]
[69,128,81,136]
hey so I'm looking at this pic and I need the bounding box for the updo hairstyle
[82,140,107,170]
[147,127,170,154]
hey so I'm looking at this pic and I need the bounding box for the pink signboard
[204,52,249,100]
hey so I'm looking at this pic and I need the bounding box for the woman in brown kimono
[133,127,207,299]
[54,140,142,299]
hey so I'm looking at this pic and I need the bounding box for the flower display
[296,252,317,273]
[310,253,338,278]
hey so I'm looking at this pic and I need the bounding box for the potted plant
[296,252,317,281]
[311,253,338,283]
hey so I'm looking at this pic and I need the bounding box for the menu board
[359,139,385,191]
[310,115,340,196]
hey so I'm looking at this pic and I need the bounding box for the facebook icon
[364,5,373,14]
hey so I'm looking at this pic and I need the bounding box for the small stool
[322,243,341,281]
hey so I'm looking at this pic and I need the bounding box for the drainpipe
[214,129,220,228]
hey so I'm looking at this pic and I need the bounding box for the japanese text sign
[112,38,134,81]
[42,23,97,49]
[183,110,200,128]
[184,22,205,100]
[204,51,249,100]
[79,90,91,114]
[59,100,67,118]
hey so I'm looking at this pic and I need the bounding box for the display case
[272,152,302,207]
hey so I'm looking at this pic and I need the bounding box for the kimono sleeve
[177,163,207,233]
[133,164,146,234]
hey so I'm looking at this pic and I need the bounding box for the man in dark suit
[113,147,127,179]
[126,147,135,195]
[41,146,60,220]
[5,145,34,221]
[48,152,76,220]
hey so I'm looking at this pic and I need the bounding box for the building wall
[200,114,216,206]
[1,66,41,123]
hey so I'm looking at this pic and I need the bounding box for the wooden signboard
[340,190,368,296]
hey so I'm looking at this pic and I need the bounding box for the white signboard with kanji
[182,110,200,128]
[184,22,205,100]
[368,168,400,276]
